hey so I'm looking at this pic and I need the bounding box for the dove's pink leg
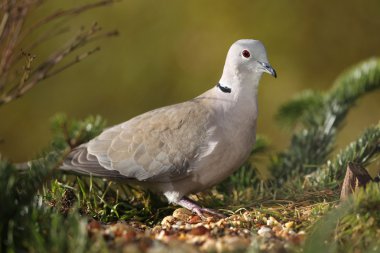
[177,196,226,218]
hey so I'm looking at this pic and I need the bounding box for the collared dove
[62,39,276,217]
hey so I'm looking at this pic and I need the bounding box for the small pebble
[269,216,278,225]
[188,215,202,224]
[243,229,251,234]
[110,223,130,237]
[242,212,252,222]
[171,224,180,229]
[216,219,225,227]
[161,216,175,227]
[124,230,136,241]
[151,225,162,234]
[190,225,209,235]
[285,221,294,229]
[156,230,166,240]
[257,226,272,237]
[87,219,101,230]
[173,208,193,221]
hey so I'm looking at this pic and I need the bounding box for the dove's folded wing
[62,99,215,182]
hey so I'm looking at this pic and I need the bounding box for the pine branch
[0,114,107,251]
[270,58,380,185]
[276,90,324,128]
[312,123,380,188]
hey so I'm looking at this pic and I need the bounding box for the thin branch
[0,12,9,39]
[44,46,100,79]
[6,0,114,77]
[18,51,36,88]
[0,2,32,89]
[0,0,119,106]
[6,24,70,74]
[0,24,118,106]
[19,0,117,42]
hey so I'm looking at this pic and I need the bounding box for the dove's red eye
[242,50,250,58]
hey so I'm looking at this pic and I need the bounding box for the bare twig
[45,46,101,79]
[0,12,9,39]
[0,0,119,106]
[20,51,36,83]
[16,24,70,62]
[19,0,117,42]
[0,3,30,86]
[0,23,118,106]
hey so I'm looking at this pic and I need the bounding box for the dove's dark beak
[259,61,277,78]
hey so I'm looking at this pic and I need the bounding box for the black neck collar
[216,83,231,93]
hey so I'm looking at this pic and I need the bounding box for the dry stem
[0,0,118,106]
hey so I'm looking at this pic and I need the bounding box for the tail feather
[15,145,126,180]
[61,145,125,179]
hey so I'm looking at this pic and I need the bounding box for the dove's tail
[61,145,125,179]
[14,146,125,180]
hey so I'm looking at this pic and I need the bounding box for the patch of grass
[304,183,380,253]
[0,158,109,253]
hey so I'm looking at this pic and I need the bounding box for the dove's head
[219,39,276,90]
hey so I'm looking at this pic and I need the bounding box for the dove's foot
[177,196,226,219]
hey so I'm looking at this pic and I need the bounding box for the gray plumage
[62,39,276,217]
[65,99,212,181]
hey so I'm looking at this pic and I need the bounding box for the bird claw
[177,197,226,219]
[198,207,226,219]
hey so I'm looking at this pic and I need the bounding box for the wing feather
[62,99,216,182]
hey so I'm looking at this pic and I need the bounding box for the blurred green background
[1,0,380,162]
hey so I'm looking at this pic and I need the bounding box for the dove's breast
[165,90,258,195]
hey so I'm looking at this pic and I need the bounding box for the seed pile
[87,208,307,252]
